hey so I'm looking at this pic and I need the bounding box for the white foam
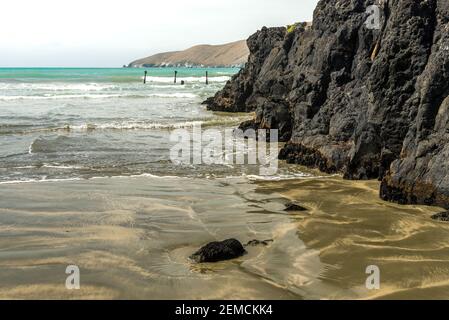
[41,164,84,170]
[0,170,327,186]
[0,173,184,185]
[68,120,205,131]
[147,93,197,98]
[0,92,197,101]
[0,94,122,101]
[0,83,116,91]
[143,76,230,83]
[0,177,84,185]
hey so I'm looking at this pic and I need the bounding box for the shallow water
[0,67,264,183]
[1,68,448,300]
[0,175,447,299]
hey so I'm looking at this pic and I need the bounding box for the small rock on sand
[284,202,308,212]
[431,211,449,222]
[190,239,246,263]
[245,239,274,247]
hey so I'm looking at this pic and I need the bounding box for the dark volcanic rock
[431,212,449,222]
[380,0,449,209]
[238,119,258,132]
[284,202,308,212]
[245,239,274,247]
[204,26,293,141]
[205,27,286,113]
[204,0,449,209]
[190,239,246,263]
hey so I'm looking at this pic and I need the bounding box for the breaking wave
[0,83,117,91]
[143,76,231,83]
[2,116,251,135]
[0,92,198,101]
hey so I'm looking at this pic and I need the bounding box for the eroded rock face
[204,0,449,209]
[205,26,293,140]
[380,0,449,208]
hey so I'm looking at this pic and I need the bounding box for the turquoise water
[0,67,239,83]
[0,67,308,183]
[0,68,321,300]
[0,67,303,183]
[0,68,237,182]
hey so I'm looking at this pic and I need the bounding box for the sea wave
[0,171,317,185]
[0,83,117,91]
[0,164,84,171]
[0,177,85,185]
[244,173,314,181]
[27,135,127,154]
[67,120,206,131]
[0,92,198,101]
[0,173,185,185]
[143,76,230,83]
[2,116,251,135]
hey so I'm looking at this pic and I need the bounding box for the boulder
[190,239,246,263]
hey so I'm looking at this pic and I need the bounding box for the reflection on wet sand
[262,177,449,299]
[0,173,447,299]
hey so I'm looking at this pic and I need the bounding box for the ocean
[0,67,308,183]
[0,68,447,299]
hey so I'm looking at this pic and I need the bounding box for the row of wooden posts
[143,70,209,85]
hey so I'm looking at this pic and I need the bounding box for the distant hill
[128,40,249,68]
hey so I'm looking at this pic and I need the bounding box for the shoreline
[0,174,447,299]
[203,1,449,210]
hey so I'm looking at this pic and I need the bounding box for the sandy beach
[3,0,449,308]
[1,173,447,300]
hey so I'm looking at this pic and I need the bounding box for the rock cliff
[204,0,449,209]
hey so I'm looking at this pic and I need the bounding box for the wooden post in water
[174,71,178,84]
[206,71,209,85]
[143,71,147,84]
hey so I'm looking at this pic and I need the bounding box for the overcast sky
[0,0,319,67]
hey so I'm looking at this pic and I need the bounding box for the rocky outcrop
[205,27,288,116]
[204,0,449,209]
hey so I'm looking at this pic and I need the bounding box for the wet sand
[0,172,447,300]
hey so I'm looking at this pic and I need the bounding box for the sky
[0,0,319,67]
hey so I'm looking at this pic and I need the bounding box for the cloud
[0,0,319,67]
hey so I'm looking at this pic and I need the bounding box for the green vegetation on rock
[287,23,299,34]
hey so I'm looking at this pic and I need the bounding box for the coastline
[0,173,447,300]
[5,0,449,305]
[204,1,449,210]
